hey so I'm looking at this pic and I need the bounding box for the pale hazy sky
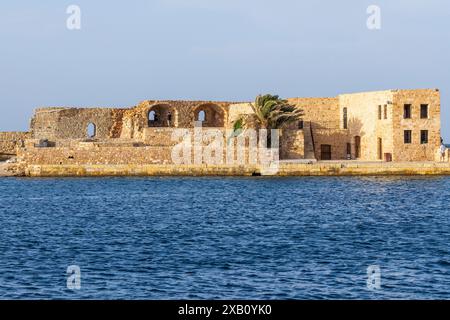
[0,0,449,140]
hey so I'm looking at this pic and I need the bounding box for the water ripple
[0,176,449,299]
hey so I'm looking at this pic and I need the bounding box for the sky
[0,0,449,140]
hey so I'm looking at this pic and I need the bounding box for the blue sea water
[0,176,449,300]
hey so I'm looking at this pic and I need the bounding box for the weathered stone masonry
[0,89,446,172]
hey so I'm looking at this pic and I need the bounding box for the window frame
[420,130,429,144]
[404,130,412,144]
[420,104,429,119]
[404,104,412,119]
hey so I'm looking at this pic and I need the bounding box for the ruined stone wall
[18,144,274,166]
[31,107,127,140]
[19,146,173,165]
[19,126,295,165]
[21,89,442,164]
[0,132,31,154]
[392,89,441,161]
[339,91,395,161]
[121,100,232,140]
[280,129,304,159]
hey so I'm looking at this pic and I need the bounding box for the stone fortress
[0,88,449,176]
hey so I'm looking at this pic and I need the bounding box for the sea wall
[22,161,450,177]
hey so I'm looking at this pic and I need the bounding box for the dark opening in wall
[193,104,225,127]
[404,104,412,119]
[420,104,429,119]
[404,130,412,144]
[421,130,428,144]
[148,104,176,127]
[377,138,383,160]
[320,144,332,160]
[343,108,348,129]
[354,136,361,159]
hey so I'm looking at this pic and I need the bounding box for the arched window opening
[87,123,96,138]
[148,110,156,122]
[198,110,206,122]
[192,104,225,127]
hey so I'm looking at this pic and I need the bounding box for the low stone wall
[17,143,273,166]
[19,145,173,165]
[22,161,450,177]
[0,132,30,155]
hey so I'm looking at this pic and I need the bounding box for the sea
[0,176,449,299]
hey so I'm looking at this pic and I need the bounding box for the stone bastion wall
[17,128,304,166]
[0,132,31,155]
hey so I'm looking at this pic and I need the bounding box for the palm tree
[233,94,304,147]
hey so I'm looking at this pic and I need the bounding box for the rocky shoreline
[0,156,19,177]
[0,162,13,177]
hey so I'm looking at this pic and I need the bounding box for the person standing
[440,142,447,162]
[167,111,172,127]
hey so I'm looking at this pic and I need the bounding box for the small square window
[420,104,429,119]
[420,130,428,144]
[404,104,412,119]
[404,130,412,144]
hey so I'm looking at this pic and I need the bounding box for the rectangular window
[378,105,382,120]
[420,104,429,119]
[343,108,348,129]
[404,130,412,144]
[298,119,304,129]
[384,105,388,119]
[404,104,412,119]
[420,130,428,144]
